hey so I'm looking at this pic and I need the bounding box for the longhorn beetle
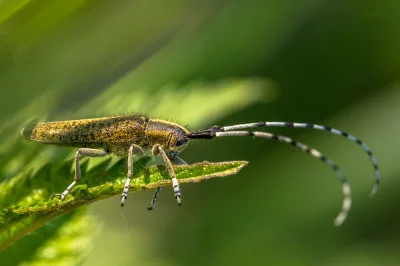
[21,115,380,226]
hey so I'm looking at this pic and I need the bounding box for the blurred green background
[1,0,400,265]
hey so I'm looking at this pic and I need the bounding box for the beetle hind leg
[52,148,108,201]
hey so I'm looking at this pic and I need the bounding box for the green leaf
[0,209,102,266]
[0,156,247,251]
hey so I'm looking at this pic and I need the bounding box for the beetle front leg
[147,155,187,210]
[152,144,182,206]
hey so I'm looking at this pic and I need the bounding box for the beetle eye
[176,139,186,146]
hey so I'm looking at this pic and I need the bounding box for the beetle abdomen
[21,115,147,145]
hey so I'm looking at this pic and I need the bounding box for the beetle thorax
[146,119,189,152]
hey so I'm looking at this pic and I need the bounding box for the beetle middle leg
[120,144,145,206]
[147,155,187,210]
[52,148,109,200]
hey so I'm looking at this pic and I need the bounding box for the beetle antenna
[187,128,352,226]
[219,122,379,197]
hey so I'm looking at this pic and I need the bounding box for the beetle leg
[147,155,187,210]
[52,148,108,201]
[120,144,145,206]
[151,145,182,207]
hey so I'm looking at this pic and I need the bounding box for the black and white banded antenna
[187,121,379,226]
[220,121,380,196]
